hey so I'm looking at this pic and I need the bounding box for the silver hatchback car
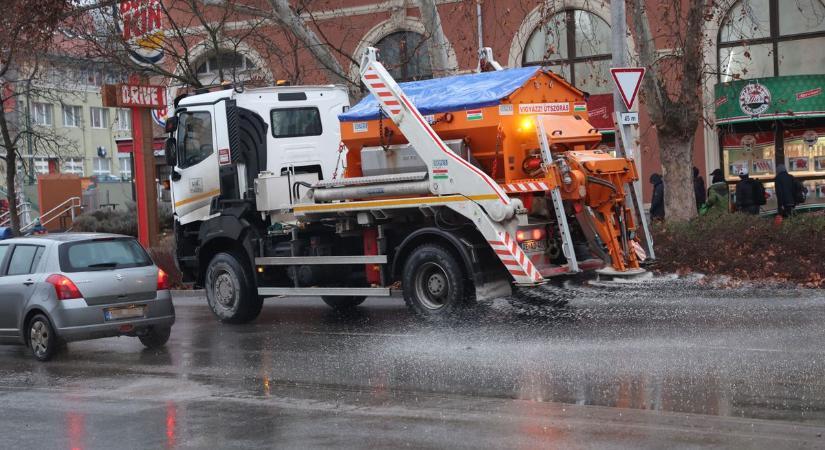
[0,233,175,361]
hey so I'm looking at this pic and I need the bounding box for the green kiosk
[715,74,825,213]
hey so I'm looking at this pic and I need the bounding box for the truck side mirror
[165,138,177,167]
[165,116,178,133]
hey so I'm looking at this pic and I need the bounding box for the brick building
[160,0,825,205]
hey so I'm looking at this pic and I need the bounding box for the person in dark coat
[774,163,796,217]
[649,173,665,221]
[693,166,706,212]
[734,168,760,215]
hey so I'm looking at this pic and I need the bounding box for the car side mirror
[165,116,178,133]
[165,138,177,167]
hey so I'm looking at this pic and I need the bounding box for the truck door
[171,106,220,224]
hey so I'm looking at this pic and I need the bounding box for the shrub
[72,203,138,236]
[652,211,825,287]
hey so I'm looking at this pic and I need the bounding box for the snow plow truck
[166,48,653,322]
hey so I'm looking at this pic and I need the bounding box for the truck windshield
[178,111,214,168]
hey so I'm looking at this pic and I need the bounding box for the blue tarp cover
[339,66,543,122]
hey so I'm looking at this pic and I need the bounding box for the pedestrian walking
[774,163,806,217]
[702,168,729,215]
[650,173,665,221]
[693,166,706,212]
[734,168,764,215]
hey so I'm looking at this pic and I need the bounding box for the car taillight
[157,268,170,290]
[46,274,83,300]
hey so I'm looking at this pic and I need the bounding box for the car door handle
[23,280,34,286]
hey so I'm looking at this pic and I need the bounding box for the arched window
[523,9,611,93]
[375,31,432,82]
[195,50,257,85]
[718,0,825,82]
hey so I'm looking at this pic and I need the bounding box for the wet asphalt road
[1,278,825,449]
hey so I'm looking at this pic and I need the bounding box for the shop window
[523,9,612,93]
[721,131,776,181]
[784,129,825,205]
[375,31,432,82]
[718,0,825,82]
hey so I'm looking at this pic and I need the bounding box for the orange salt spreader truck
[168,47,653,323]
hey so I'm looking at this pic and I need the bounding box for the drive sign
[610,68,645,110]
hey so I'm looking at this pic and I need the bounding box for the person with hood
[734,167,762,215]
[774,163,797,217]
[649,173,665,221]
[702,168,729,215]
[693,166,706,212]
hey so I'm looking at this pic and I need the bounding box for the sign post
[102,82,167,248]
[610,67,655,260]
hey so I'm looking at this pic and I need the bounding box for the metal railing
[19,197,82,233]
[0,202,33,228]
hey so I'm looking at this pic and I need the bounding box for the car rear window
[59,238,152,272]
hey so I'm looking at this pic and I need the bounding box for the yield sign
[610,67,645,110]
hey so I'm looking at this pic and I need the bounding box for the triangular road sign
[610,67,645,110]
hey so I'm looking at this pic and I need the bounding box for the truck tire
[321,296,366,311]
[402,244,470,320]
[205,252,263,324]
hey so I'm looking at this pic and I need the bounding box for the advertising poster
[729,160,749,176]
[752,159,774,175]
[788,157,810,172]
[815,156,825,171]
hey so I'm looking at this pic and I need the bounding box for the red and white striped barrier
[364,68,401,116]
[502,181,550,193]
[488,232,543,283]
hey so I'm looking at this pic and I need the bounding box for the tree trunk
[0,110,20,235]
[417,0,452,77]
[658,134,697,222]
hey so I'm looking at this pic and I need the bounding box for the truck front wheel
[205,252,263,324]
[402,244,471,320]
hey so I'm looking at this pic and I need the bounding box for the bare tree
[629,0,708,222]
[0,0,76,235]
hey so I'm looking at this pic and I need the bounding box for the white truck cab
[170,85,349,225]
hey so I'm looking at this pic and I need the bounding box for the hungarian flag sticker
[466,109,483,121]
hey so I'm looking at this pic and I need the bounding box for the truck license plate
[104,305,146,321]
[520,240,546,252]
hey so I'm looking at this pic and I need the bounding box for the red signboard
[118,84,167,108]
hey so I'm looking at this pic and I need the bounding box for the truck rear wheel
[402,244,470,320]
[205,252,263,324]
[321,296,366,311]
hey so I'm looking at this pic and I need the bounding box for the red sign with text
[118,84,167,109]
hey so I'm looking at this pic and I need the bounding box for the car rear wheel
[28,314,58,362]
[139,326,171,349]
[205,252,263,324]
[321,296,366,311]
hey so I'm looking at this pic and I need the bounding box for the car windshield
[59,238,152,272]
